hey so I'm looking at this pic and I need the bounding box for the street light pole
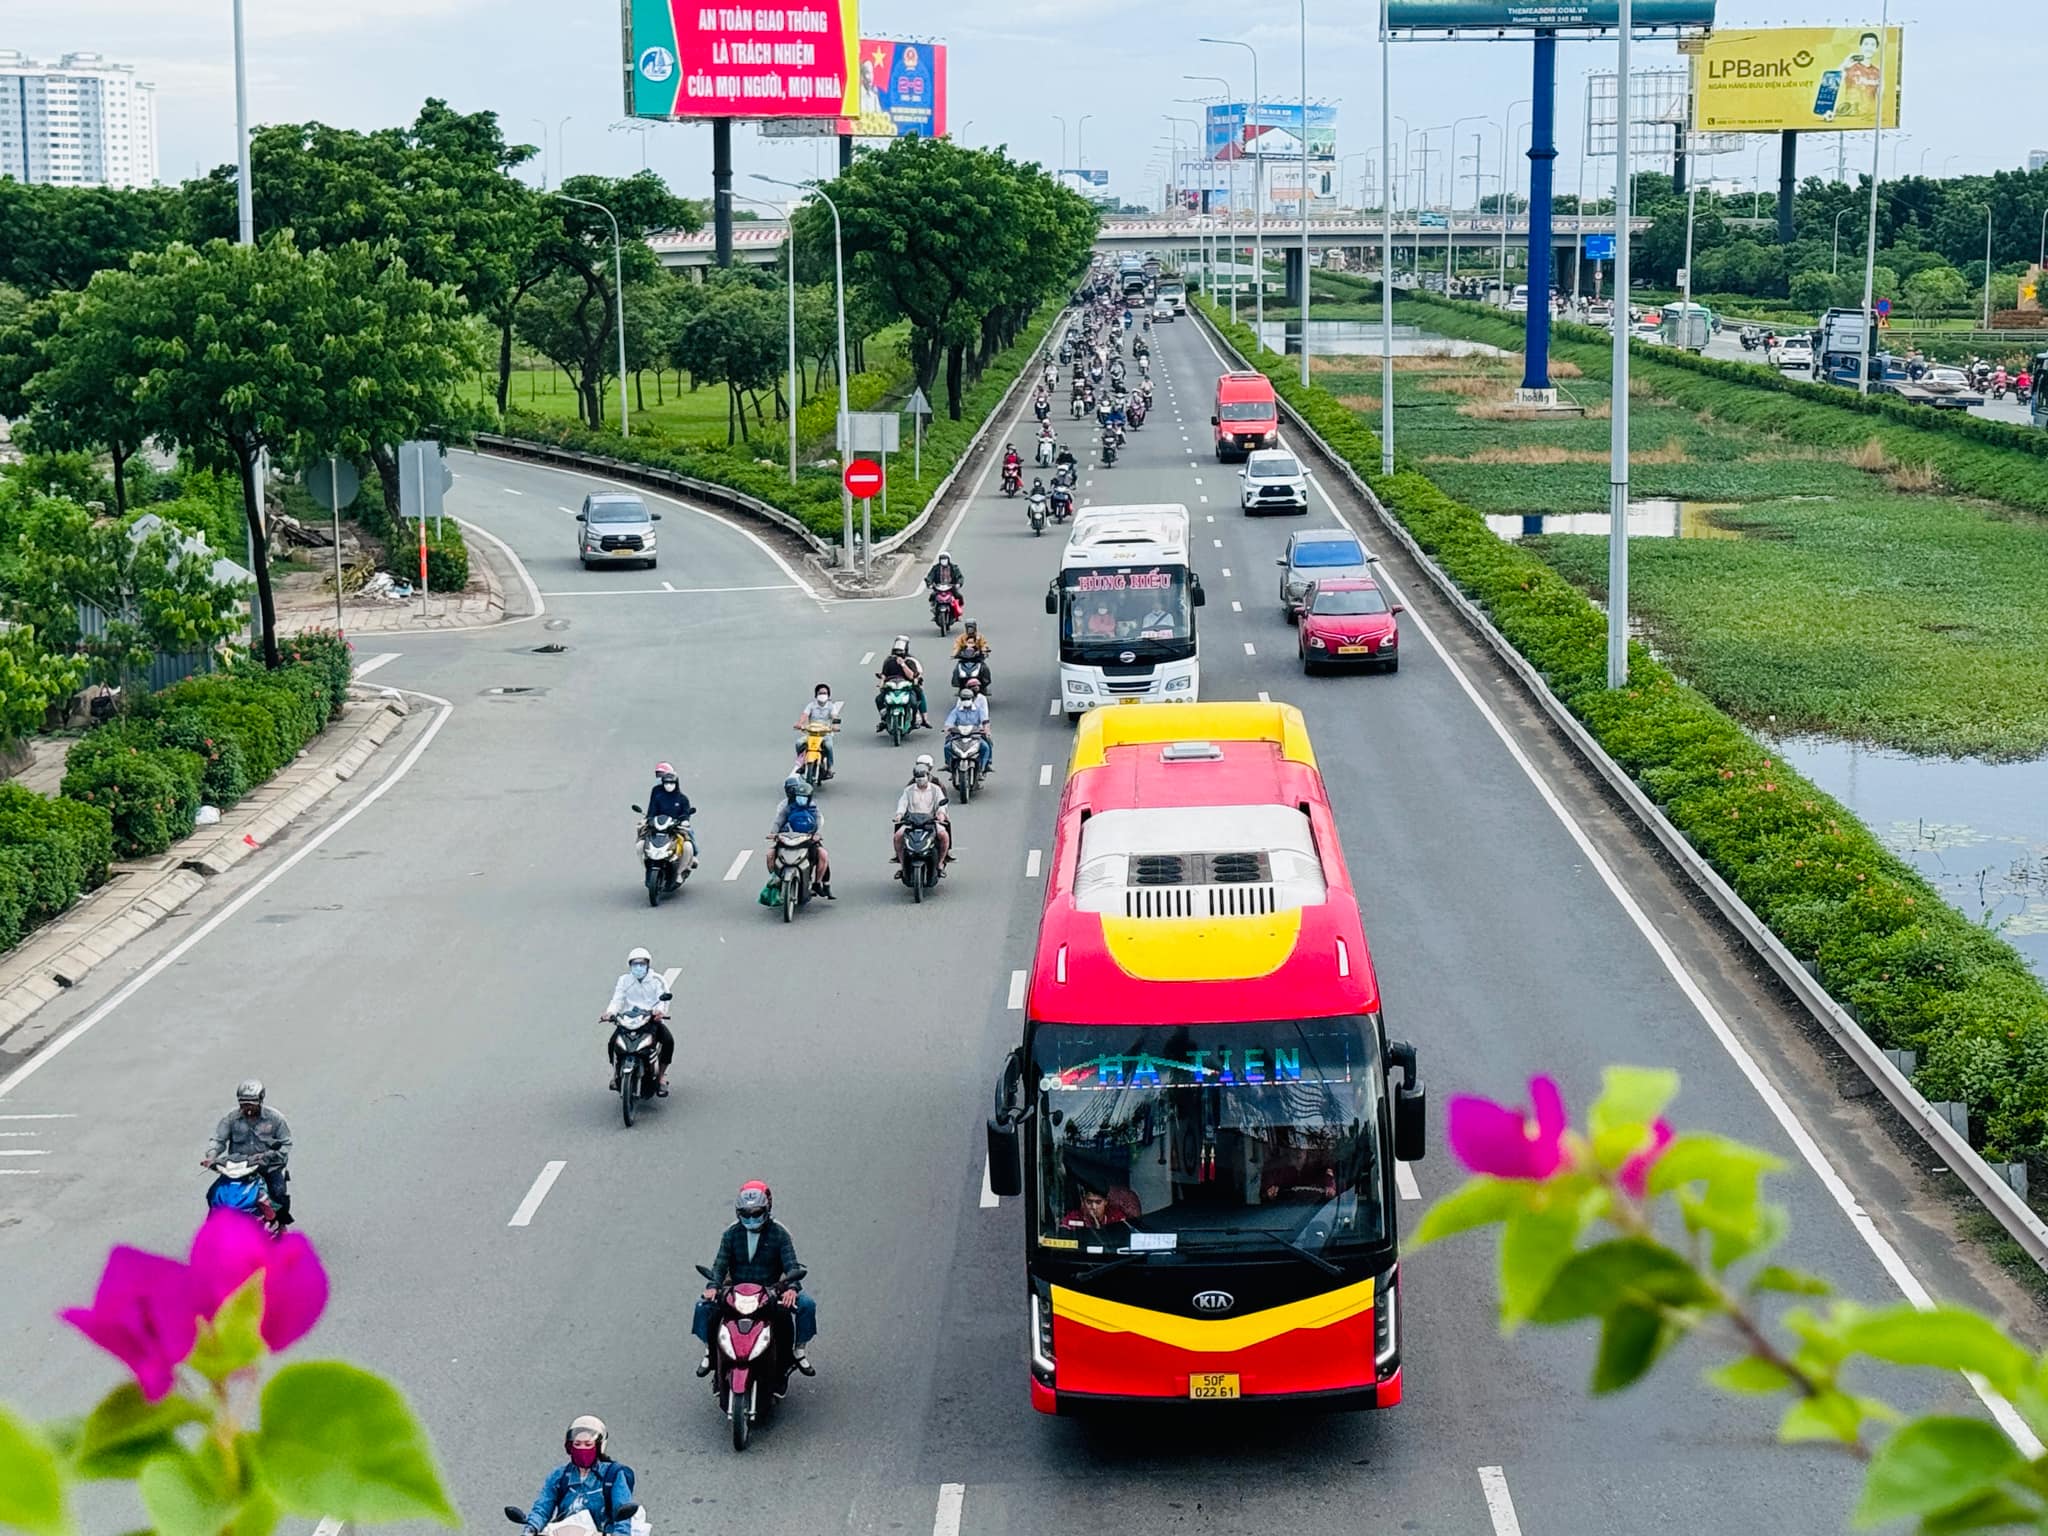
[1856,0,1891,399]
[1983,204,1995,330]
[529,117,551,190]
[1449,115,1485,298]
[757,174,852,566]
[555,116,574,187]
[1077,114,1092,177]
[1298,0,1312,388]
[1202,39,1263,334]
[739,192,798,484]
[232,0,260,644]
[553,192,630,437]
[1380,4,1394,476]
[1833,207,1850,275]
[1053,115,1068,182]
[1607,0,1633,689]
[1186,77,1237,314]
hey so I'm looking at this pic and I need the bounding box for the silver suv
[577,492,660,570]
[1277,528,1372,620]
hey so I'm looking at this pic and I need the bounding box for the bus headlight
[1031,1284,1056,1374]
[1375,1264,1399,1368]
[1165,675,1192,691]
[1065,680,1095,695]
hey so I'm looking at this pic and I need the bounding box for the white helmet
[892,635,910,654]
[565,1415,607,1456]
[913,754,935,778]
[626,946,652,966]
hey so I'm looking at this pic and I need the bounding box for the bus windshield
[1060,566,1194,657]
[1030,1016,1387,1257]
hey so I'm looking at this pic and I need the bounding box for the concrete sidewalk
[0,690,412,1047]
[275,521,523,635]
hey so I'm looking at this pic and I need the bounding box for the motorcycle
[880,676,918,745]
[1069,393,1086,419]
[1050,488,1074,524]
[1052,461,1077,490]
[930,582,962,636]
[1992,371,2011,400]
[951,654,991,695]
[204,1158,284,1237]
[945,728,983,803]
[1033,397,1050,424]
[502,1502,644,1535]
[1101,436,1118,467]
[1026,487,1050,531]
[695,1262,807,1450]
[1001,463,1022,497]
[1127,400,1147,430]
[899,810,944,899]
[1035,436,1055,468]
[770,832,820,920]
[605,998,671,1126]
[794,705,841,790]
[631,808,695,906]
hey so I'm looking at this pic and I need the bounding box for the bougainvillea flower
[60,1246,202,1401]
[186,1209,329,1351]
[1617,1120,1676,1200]
[1447,1074,1573,1181]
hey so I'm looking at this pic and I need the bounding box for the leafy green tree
[621,273,699,412]
[1788,269,1840,315]
[1,289,157,514]
[0,625,79,749]
[0,181,182,294]
[1901,265,1967,319]
[671,283,786,443]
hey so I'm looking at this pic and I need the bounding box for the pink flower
[1447,1075,1573,1181]
[187,1208,329,1351]
[60,1246,202,1401]
[1617,1120,1675,1200]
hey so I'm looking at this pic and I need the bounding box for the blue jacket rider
[523,1415,634,1535]
[644,762,694,824]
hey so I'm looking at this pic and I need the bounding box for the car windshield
[1060,566,1193,649]
[1248,456,1300,479]
[587,499,646,524]
[1031,1017,1387,1256]
[1310,588,1389,617]
[1219,400,1274,422]
[1293,539,1364,569]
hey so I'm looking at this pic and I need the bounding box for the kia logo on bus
[1191,1290,1235,1314]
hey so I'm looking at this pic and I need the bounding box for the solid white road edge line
[1007,970,1027,1010]
[509,1161,567,1227]
[311,1518,344,1536]
[1187,314,2044,1454]
[537,583,799,598]
[980,1157,1000,1209]
[0,1113,78,1119]
[722,850,753,882]
[451,516,547,631]
[0,688,455,1101]
[352,653,400,678]
[1026,849,1043,878]
[1477,1467,1523,1536]
[933,1483,966,1536]
[1395,1163,1421,1201]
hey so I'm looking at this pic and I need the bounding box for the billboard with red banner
[622,0,861,119]
[839,39,947,140]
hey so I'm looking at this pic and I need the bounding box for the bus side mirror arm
[1386,1038,1426,1164]
[987,1046,1026,1199]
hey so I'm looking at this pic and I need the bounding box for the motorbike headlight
[1165,675,1192,691]
[732,1290,763,1316]
[1065,680,1094,695]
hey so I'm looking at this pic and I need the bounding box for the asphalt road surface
[1693,326,2038,425]
[0,305,2031,1536]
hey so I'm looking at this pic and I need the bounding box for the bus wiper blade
[1192,1227,1343,1277]
[1076,1250,1151,1283]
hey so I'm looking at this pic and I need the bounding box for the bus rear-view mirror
[987,1119,1023,1199]
[1387,1039,1426,1163]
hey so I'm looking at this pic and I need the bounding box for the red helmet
[654,761,674,778]
[735,1180,772,1221]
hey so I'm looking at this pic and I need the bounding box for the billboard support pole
[1776,131,1797,245]
[1521,29,1557,391]
[712,121,734,267]
[1606,0,1633,691]
[838,134,852,175]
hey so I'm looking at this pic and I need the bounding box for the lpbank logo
[638,45,675,83]
[1708,47,1815,80]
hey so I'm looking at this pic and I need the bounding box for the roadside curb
[0,691,412,1047]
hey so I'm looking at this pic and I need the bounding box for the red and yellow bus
[986,701,1425,1413]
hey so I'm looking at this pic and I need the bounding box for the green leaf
[72,1385,210,1481]
[1499,1203,1585,1333]
[0,1403,70,1536]
[1780,1388,1892,1446]
[1840,1305,2034,1398]
[1411,1177,1528,1248]
[255,1361,458,1525]
[188,1274,267,1384]
[1707,1356,1795,1396]
[137,1448,237,1536]
[230,1474,281,1536]
[1646,1131,1783,1198]
[1531,1238,1715,1325]
[1587,1066,1679,1144]
[1854,1417,2024,1527]
[1749,1264,1832,1297]
[1591,1304,1672,1394]
[1916,1487,2041,1534]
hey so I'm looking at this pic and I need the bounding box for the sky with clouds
[10,1,2042,211]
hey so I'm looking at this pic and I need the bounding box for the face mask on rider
[568,1444,599,1470]
[630,961,649,980]
[740,1213,767,1232]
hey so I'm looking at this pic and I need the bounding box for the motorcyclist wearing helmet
[641,764,698,869]
[695,1182,816,1377]
[894,754,954,874]
[1001,444,1021,479]
[875,635,929,730]
[202,1080,293,1226]
[793,683,840,778]
[924,552,964,598]
[767,774,833,897]
[601,947,674,1096]
[951,620,993,697]
[521,1415,636,1535]
[942,690,992,778]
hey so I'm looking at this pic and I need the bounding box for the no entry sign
[844,458,884,497]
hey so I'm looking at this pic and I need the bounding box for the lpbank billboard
[1692,26,1902,133]
[623,0,861,119]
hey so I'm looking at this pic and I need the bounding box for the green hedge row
[1197,294,2048,1166]
[497,301,1067,546]
[0,786,115,952]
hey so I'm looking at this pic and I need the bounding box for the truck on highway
[1656,301,1714,353]
[986,700,1425,1414]
[1156,275,1187,314]
[1045,504,1205,712]
[2033,352,2048,428]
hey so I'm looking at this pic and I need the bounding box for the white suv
[1240,448,1309,514]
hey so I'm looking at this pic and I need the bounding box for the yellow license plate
[1188,1373,1240,1400]
[1337,645,1369,655]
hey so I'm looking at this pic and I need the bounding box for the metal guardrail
[1192,306,2048,1273]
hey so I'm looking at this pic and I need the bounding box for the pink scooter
[695,1262,806,1451]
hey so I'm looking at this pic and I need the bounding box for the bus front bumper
[1032,1367,1402,1415]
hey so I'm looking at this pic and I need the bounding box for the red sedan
[1296,578,1402,673]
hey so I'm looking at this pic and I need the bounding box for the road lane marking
[1213,539,1222,547]
[1193,476,1202,485]
[509,1161,567,1227]
[455,516,546,627]
[1231,601,1242,612]
[661,580,675,592]
[1243,642,1256,656]
[1222,567,1231,577]
[313,1519,345,1536]
[1206,514,1214,522]
[1199,496,1209,504]
[0,1114,76,1120]
[722,850,753,882]
[1026,849,1042,878]
[354,652,400,678]
[537,582,799,598]
[558,505,577,514]
[1478,1468,1522,1536]
[502,487,523,495]
[662,965,680,989]
[1184,308,2045,1455]
[1038,764,1053,786]
[1395,1163,1422,1201]
[1257,690,1271,703]
[0,1149,51,1157]
[1048,699,1059,716]
[859,651,874,666]
[1007,970,1027,1009]
[934,1484,966,1536]
[980,1158,1000,1209]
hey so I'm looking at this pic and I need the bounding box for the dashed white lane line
[1213,538,1223,547]
[354,652,400,678]
[558,505,577,514]
[509,1161,567,1227]
[1243,642,1257,656]
[1257,690,1272,703]
[0,1114,76,1120]
[1048,699,1059,717]
[1193,476,1203,486]
[314,1519,345,1536]
[1396,1163,1422,1201]
[1206,514,1214,521]
[980,1158,1000,1209]
[1478,1468,1523,1536]
[722,849,753,882]
[1026,849,1043,878]
[502,486,524,496]
[934,1482,966,1536]
[1231,601,1242,612]
[860,650,875,666]
[1038,763,1053,786]
[1222,566,1231,577]
[1007,969,1027,1009]
[661,580,676,592]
